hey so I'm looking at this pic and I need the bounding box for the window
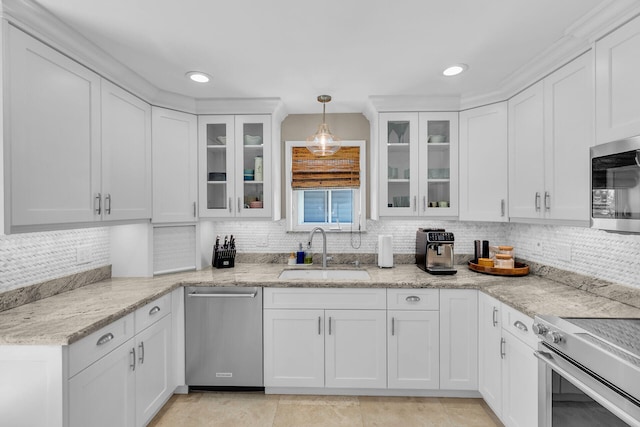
[286,141,366,232]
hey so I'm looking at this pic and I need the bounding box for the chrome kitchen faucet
[307,226,331,268]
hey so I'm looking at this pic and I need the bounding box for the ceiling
[33,0,608,113]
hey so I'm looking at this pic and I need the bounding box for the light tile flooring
[148,392,504,427]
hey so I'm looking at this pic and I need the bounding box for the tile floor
[148,392,504,427]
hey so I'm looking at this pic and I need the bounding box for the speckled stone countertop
[2,263,640,346]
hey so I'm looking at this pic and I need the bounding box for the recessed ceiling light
[442,64,468,77]
[186,71,211,83]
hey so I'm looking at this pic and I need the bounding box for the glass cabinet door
[380,113,419,216]
[419,112,458,216]
[236,115,271,217]
[202,116,234,216]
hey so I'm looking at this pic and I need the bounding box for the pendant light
[306,95,341,156]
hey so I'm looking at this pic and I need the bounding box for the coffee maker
[416,228,457,275]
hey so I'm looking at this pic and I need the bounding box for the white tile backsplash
[2,220,640,297]
[0,228,110,293]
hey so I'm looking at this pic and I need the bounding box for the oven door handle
[534,350,640,427]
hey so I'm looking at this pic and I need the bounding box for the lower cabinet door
[440,289,478,390]
[135,314,173,427]
[388,310,439,389]
[263,309,325,387]
[69,340,136,427]
[502,331,538,427]
[478,293,503,418]
[325,309,387,389]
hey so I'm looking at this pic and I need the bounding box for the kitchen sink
[278,269,371,280]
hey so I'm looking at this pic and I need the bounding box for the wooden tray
[468,261,529,276]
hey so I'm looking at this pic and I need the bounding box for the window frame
[285,140,366,232]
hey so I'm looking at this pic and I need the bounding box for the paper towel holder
[378,234,394,268]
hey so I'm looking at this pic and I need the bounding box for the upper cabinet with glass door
[198,114,271,218]
[379,112,458,217]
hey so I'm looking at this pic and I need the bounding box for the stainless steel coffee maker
[415,228,457,275]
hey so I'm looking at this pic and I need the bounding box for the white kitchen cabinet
[100,80,152,221]
[263,288,386,390]
[325,309,387,388]
[198,115,272,218]
[6,26,152,230]
[478,293,503,418]
[501,329,538,427]
[459,103,508,222]
[509,53,593,222]
[263,309,325,388]
[69,339,136,427]
[152,107,198,223]
[508,81,545,220]
[439,289,478,390]
[135,314,173,427]
[388,310,439,389]
[7,25,101,227]
[379,112,458,217]
[596,14,640,144]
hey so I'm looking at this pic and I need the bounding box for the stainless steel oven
[533,316,640,426]
[591,136,640,232]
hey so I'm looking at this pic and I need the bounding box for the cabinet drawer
[264,288,386,309]
[135,293,171,334]
[501,304,538,349]
[387,288,439,310]
[69,313,134,378]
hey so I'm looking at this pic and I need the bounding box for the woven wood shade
[292,146,360,189]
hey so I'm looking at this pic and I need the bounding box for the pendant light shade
[306,95,341,156]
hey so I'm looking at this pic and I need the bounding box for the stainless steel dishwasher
[185,287,263,389]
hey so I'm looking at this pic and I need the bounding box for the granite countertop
[2,263,640,346]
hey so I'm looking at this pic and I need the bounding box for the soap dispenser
[296,243,305,264]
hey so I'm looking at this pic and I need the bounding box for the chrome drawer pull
[405,296,421,302]
[149,306,161,315]
[492,307,499,327]
[514,320,529,332]
[96,332,114,346]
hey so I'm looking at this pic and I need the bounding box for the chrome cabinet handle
[535,192,541,211]
[130,348,136,371]
[193,201,196,217]
[95,193,102,215]
[423,196,426,212]
[318,316,322,335]
[138,342,145,364]
[514,320,529,332]
[406,296,421,302]
[96,332,114,346]
[228,197,232,213]
[238,197,241,212]
[105,194,111,215]
[500,199,505,217]
[544,191,551,211]
[391,317,395,336]
[500,337,506,359]
[149,306,161,315]
[413,196,417,212]
[492,307,498,327]
[329,317,332,335]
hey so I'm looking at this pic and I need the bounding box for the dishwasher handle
[187,291,258,298]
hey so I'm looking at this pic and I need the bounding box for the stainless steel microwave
[590,136,640,232]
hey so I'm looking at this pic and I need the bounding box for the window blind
[291,146,360,189]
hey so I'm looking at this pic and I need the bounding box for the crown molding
[195,97,286,116]
[368,95,460,113]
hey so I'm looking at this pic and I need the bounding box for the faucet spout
[307,227,328,268]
